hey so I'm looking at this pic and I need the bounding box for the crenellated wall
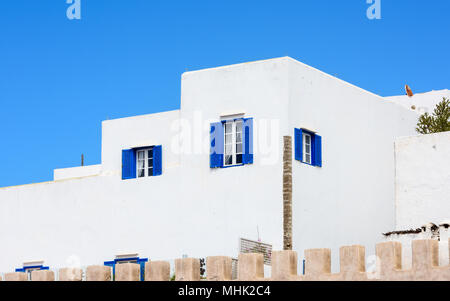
[2,239,449,281]
[384,223,450,270]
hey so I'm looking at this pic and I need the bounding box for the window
[224,119,243,166]
[303,133,312,164]
[137,147,153,178]
[210,118,253,168]
[122,145,162,180]
[294,128,322,167]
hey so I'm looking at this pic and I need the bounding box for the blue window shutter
[210,122,224,168]
[294,128,303,161]
[122,149,136,180]
[153,145,162,176]
[243,118,254,164]
[314,134,322,167]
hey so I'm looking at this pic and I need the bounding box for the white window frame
[303,132,312,164]
[136,147,154,178]
[223,119,243,167]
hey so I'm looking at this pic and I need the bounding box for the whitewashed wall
[395,131,450,229]
[285,58,419,272]
[386,89,450,115]
[0,57,419,274]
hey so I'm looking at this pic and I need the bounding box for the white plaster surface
[386,89,450,115]
[395,131,450,229]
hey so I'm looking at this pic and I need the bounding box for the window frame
[303,132,312,165]
[136,147,154,178]
[295,128,322,168]
[223,119,244,167]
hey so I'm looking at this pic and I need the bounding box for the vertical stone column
[31,270,55,281]
[206,256,232,281]
[4,272,28,281]
[412,239,439,280]
[283,136,293,251]
[59,268,83,281]
[115,263,140,281]
[375,241,402,279]
[86,265,112,281]
[145,261,171,281]
[439,225,450,267]
[175,258,200,281]
[237,253,264,281]
[271,250,297,280]
[304,248,331,279]
[339,245,366,280]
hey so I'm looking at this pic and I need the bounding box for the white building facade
[0,57,419,274]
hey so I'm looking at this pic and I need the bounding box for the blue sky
[0,0,449,187]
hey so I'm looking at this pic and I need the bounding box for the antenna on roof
[405,85,414,97]
[81,154,84,166]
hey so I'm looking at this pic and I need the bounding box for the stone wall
[1,239,449,281]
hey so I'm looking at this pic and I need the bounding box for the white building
[0,57,420,274]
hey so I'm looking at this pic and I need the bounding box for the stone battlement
[2,239,449,281]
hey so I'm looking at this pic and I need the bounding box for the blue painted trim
[122,149,137,180]
[114,257,140,263]
[210,122,224,168]
[104,257,149,282]
[153,145,162,176]
[15,265,50,272]
[243,118,254,165]
[294,128,302,162]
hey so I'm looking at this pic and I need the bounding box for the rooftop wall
[386,89,450,115]
[54,165,102,181]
